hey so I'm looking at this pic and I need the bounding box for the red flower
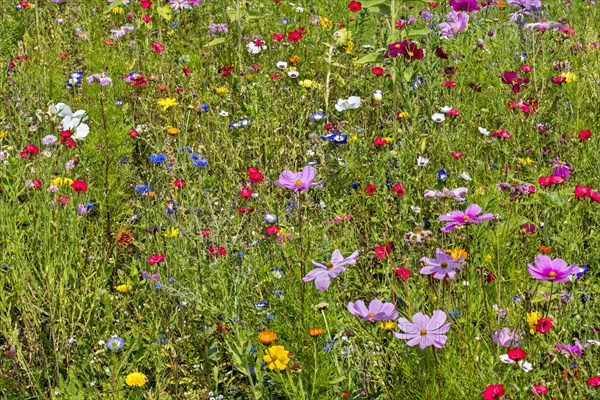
[174,179,186,188]
[435,47,448,59]
[239,187,253,199]
[591,191,600,203]
[532,385,548,395]
[148,254,166,265]
[395,267,410,279]
[140,0,152,8]
[265,225,279,236]
[288,31,303,43]
[129,130,139,138]
[31,179,42,188]
[428,1,438,7]
[392,183,405,197]
[206,246,226,258]
[247,167,264,184]
[20,144,39,158]
[365,184,377,195]
[535,317,553,334]
[507,348,526,362]
[220,65,233,76]
[238,207,254,214]
[272,33,285,42]
[373,137,388,147]
[482,384,505,400]
[579,129,592,141]
[371,67,384,76]
[71,180,88,192]
[142,15,152,23]
[182,67,190,76]
[485,270,496,283]
[452,152,464,159]
[574,185,592,199]
[152,42,164,53]
[374,242,393,259]
[588,376,600,387]
[201,229,210,237]
[348,1,362,12]
[538,176,564,187]
[443,81,457,88]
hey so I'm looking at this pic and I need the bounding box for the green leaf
[226,8,241,22]
[354,52,384,65]
[328,376,346,385]
[204,37,227,47]
[157,5,173,21]
[363,0,391,15]
[247,10,269,20]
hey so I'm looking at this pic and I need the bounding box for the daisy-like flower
[274,166,323,192]
[527,255,579,282]
[420,248,464,280]
[157,98,178,111]
[302,249,360,291]
[438,203,494,232]
[393,310,451,349]
[348,299,398,322]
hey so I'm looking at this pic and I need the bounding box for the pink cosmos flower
[527,254,579,282]
[302,249,360,291]
[419,248,464,280]
[348,299,398,322]
[438,203,494,232]
[492,328,523,347]
[393,310,451,349]
[424,187,468,202]
[274,166,323,192]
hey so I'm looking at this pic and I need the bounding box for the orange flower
[258,331,278,345]
[538,246,551,253]
[115,231,134,247]
[309,327,324,337]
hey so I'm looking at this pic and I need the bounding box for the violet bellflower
[302,249,360,291]
[274,165,323,192]
[438,204,494,232]
[393,310,451,349]
[527,254,579,282]
[348,299,398,322]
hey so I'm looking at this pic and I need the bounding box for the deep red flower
[247,167,264,184]
[443,81,457,88]
[140,0,152,8]
[392,183,405,197]
[239,187,253,199]
[395,267,410,279]
[206,246,227,258]
[31,179,42,188]
[201,229,210,237]
[535,318,553,334]
[371,67,384,76]
[288,31,303,43]
[435,47,449,59]
[265,225,279,236]
[373,137,388,147]
[507,348,526,362]
[388,40,424,60]
[348,1,362,12]
[238,207,254,214]
[579,130,592,141]
[174,179,186,188]
[538,176,564,187]
[485,270,496,283]
[532,385,548,395]
[365,184,377,195]
[482,384,505,400]
[148,254,166,265]
[588,376,600,387]
[272,33,284,42]
[152,42,164,53]
[20,144,39,158]
[574,185,592,199]
[374,242,393,259]
[591,191,600,203]
[71,180,88,193]
[452,152,464,159]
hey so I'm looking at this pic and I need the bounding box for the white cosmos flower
[478,127,490,136]
[417,156,429,166]
[432,113,445,123]
[440,106,452,113]
[334,96,361,112]
[48,102,73,117]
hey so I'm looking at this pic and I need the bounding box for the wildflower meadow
[1,0,600,398]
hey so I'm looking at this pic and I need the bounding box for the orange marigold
[309,327,324,337]
[258,330,278,345]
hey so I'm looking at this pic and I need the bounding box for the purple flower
[551,159,573,179]
[498,181,536,200]
[348,299,398,322]
[492,328,523,347]
[507,0,542,11]
[438,204,494,232]
[527,255,579,282]
[424,187,468,202]
[419,248,464,280]
[274,166,323,192]
[438,11,469,39]
[302,249,360,291]
[449,0,480,12]
[556,341,585,356]
[87,73,113,87]
[393,310,451,349]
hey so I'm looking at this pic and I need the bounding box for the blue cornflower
[200,103,209,111]
[171,22,179,29]
[106,336,125,351]
[149,153,167,164]
[254,300,268,309]
[264,213,278,224]
[412,76,424,90]
[448,309,460,319]
[351,182,360,189]
[323,338,335,352]
[576,265,589,280]
[134,184,151,195]
[438,169,449,181]
[285,200,298,211]
[310,112,326,121]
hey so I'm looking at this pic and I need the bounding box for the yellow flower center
[368,312,375,318]
[271,353,278,361]
[395,44,401,49]
[441,261,448,268]
[326,262,334,269]
[295,179,303,186]
[463,215,470,221]
[548,271,556,278]
[408,51,414,57]
[420,329,428,336]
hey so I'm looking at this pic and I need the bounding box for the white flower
[440,106,452,113]
[276,61,288,69]
[432,113,445,123]
[60,108,89,141]
[417,156,429,166]
[458,172,472,181]
[334,96,361,112]
[520,361,533,372]
[246,41,266,54]
[410,206,421,213]
[478,127,489,136]
[372,90,383,101]
[219,110,229,117]
[287,70,299,78]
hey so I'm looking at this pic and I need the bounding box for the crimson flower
[152,42,164,53]
[535,318,553,334]
[532,385,548,395]
[265,225,279,236]
[579,130,592,141]
[71,180,88,192]
[365,184,377,195]
[588,376,600,387]
[247,167,264,184]
[288,31,302,43]
[387,40,424,60]
[538,175,564,187]
[392,183,405,197]
[482,384,505,400]
[371,67,384,76]
[507,348,526,362]
[574,185,592,199]
[206,246,226,258]
[374,242,393,259]
[140,0,152,8]
[272,33,284,41]
[348,1,362,12]
[395,267,410,279]
[174,179,186,188]
[239,187,253,198]
[147,254,166,265]
[501,71,529,93]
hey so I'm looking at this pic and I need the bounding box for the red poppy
[247,167,264,184]
[152,42,164,53]
[71,180,88,192]
[201,229,210,237]
[265,225,279,236]
[348,1,362,12]
[375,242,393,259]
[392,183,405,197]
[206,246,227,258]
[288,31,303,43]
[535,318,553,334]
[482,384,505,400]
[365,184,377,195]
[507,348,526,362]
[147,254,166,265]
[129,130,139,138]
[174,179,186,188]
[141,0,152,8]
[588,376,600,387]
[395,267,410,279]
[373,137,388,147]
[272,33,284,42]
[239,187,253,198]
[452,152,464,159]
[371,67,384,76]
[238,207,254,214]
[574,185,591,199]
[579,130,592,141]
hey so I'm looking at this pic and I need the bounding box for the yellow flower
[397,111,409,119]
[49,177,74,187]
[378,321,397,330]
[263,345,290,371]
[166,127,179,136]
[157,98,178,111]
[518,157,535,166]
[561,72,577,83]
[345,41,354,54]
[526,311,541,334]
[112,6,123,14]
[382,137,394,143]
[115,284,132,293]
[167,30,175,36]
[258,331,278,345]
[125,372,147,387]
[298,79,314,88]
[0,131,6,139]
[485,254,492,263]
[319,17,333,29]
[447,248,469,262]
[289,55,301,65]
[349,135,358,142]
[333,29,352,47]
[162,227,179,238]
[215,87,229,95]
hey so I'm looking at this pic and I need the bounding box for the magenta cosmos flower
[527,254,579,282]
[302,249,360,291]
[348,299,398,322]
[420,248,464,280]
[274,165,323,192]
[393,310,451,349]
[438,203,494,232]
